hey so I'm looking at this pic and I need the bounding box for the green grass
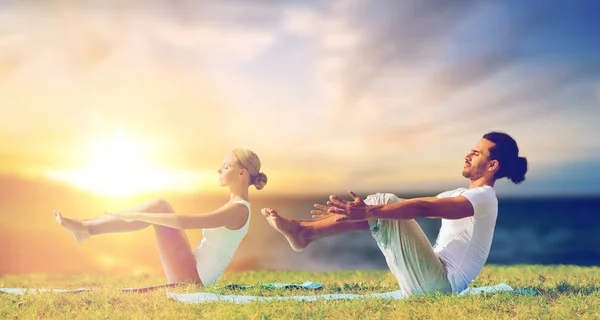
[1,265,599,319]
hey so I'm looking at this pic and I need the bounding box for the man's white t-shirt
[433,186,498,293]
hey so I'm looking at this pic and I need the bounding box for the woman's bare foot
[261,208,308,252]
[54,210,90,242]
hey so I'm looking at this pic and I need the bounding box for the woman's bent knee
[149,199,174,213]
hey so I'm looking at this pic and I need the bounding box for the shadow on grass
[328,283,385,293]
[533,282,599,296]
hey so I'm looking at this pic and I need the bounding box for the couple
[55,132,527,297]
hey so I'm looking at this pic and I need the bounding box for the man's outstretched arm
[366,196,474,220]
[324,191,474,222]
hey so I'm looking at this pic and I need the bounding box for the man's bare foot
[54,210,90,242]
[261,208,308,252]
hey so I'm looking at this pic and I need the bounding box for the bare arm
[324,191,474,222]
[397,196,439,202]
[108,203,249,230]
[367,196,474,220]
[312,195,439,219]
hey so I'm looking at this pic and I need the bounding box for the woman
[54,148,267,287]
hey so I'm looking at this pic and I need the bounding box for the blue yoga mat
[167,283,537,304]
[0,282,535,303]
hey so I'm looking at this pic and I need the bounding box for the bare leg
[85,200,167,235]
[54,211,93,242]
[54,200,167,241]
[55,199,201,284]
[143,199,201,284]
[261,208,369,251]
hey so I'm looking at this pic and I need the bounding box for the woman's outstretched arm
[107,203,248,230]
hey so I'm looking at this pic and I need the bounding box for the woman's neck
[229,186,249,202]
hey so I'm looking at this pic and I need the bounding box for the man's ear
[488,159,499,172]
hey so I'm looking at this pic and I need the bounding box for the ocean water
[1,182,599,274]
[490,197,600,265]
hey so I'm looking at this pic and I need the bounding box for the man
[261,132,528,297]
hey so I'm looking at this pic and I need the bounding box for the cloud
[1,1,599,196]
[376,61,600,143]
[282,6,325,37]
[152,22,277,61]
[335,0,482,104]
[0,1,286,173]
[293,1,600,147]
[0,2,280,65]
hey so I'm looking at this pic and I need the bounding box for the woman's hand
[106,212,138,222]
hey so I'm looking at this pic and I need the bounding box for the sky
[1,0,599,197]
[1,0,599,277]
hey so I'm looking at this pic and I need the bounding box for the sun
[47,133,210,196]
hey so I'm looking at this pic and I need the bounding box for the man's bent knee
[365,193,400,206]
[383,193,400,204]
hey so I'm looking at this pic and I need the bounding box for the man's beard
[462,169,470,178]
[463,167,482,180]
[462,167,477,179]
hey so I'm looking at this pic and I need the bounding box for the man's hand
[310,202,337,219]
[312,191,371,222]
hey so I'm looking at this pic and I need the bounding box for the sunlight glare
[46,133,211,195]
